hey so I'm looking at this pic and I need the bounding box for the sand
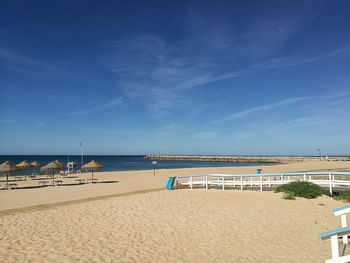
[0,160,350,262]
[0,190,345,263]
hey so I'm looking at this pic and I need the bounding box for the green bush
[275,181,325,199]
[282,191,296,200]
[334,191,350,202]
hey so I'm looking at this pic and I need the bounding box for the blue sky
[0,0,350,155]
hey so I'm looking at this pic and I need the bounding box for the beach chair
[75,178,88,184]
[38,181,50,187]
[320,226,350,263]
[55,180,64,186]
[8,183,17,190]
[0,184,6,190]
[333,205,350,244]
[88,178,99,183]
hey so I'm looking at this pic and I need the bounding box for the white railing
[175,171,350,194]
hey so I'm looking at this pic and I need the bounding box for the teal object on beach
[256,169,262,174]
[166,177,176,190]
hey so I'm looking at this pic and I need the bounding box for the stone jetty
[144,155,350,163]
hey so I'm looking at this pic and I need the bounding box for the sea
[0,155,272,174]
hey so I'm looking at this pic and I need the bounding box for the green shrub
[334,191,350,202]
[282,191,296,200]
[275,181,325,199]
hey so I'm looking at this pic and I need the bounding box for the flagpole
[80,141,84,167]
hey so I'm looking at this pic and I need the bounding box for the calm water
[0,155,271,174]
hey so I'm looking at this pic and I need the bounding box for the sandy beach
[0,190,346,263]
[1,160,350,262]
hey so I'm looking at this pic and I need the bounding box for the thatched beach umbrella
[81,160,103,182]
[41,161,63,185]
[30,161,42,176]
[17,160,32,180]
[54,160,65,168]
[30,161,42,168]
[0,161,20,190]
[54,160,65,176]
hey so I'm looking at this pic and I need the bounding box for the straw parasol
[30,161,42,177]
[41,161,64,185]
[0,161,21,189]
[54,160,66,176]
[30,161,42,168]
[54,160,65,168]
[81,160,103,182]
[16,160,32,180]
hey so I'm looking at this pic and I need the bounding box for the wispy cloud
[99,35,225,116]
[215,92,350,124]
[153,123,193,137]
[219,92,350,146]
[0,47,59,75]
[252,47,350,72]
[69,97,123,116]
[98,1,339,116]
[215,96,307,123]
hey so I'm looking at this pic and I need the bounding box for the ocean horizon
[0,155,272,173]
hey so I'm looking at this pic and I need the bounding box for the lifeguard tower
[67,161,77,174]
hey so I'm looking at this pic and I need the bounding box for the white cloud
[98,1,344,117]
[215,91,350,124]
[69,97,123,116]
[0,47,59,75]
[153,123,192,137]
[215,96,307,123]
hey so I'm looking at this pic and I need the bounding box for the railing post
[303,173,306,181]
[240,176,243,191]
[205,176,208,190]
[331,235,340,260]
[222,177,225,190]
[268,176,271,187]
[341,214,348,244]
[260,175,263,192]
[328,173,332,195]
[250,177,253,187]
[281,174,284,184]
[190,176,193,190]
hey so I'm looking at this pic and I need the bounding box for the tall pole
[80,141,84,167]
[152,161,157,176]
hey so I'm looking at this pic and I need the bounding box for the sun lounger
[87,178,99,183]
[38,181,50,187]
[55,180,64,186]
[320,226,350,263]
[0,184,6,190]
[333,205,350,244]
[14,176,25,181]
[7,183,17,189]
[75,179,88,184]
